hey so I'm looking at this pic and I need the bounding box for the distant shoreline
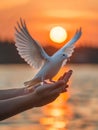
[0,40,98,64]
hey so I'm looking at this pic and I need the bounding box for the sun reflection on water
[40,67,73,130]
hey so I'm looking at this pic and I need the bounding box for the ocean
[0,64,98,130]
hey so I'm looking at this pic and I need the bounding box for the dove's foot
[44,81,48,84]
[49,79,56,83]
[42,81,48,85]
[41,80,55,85]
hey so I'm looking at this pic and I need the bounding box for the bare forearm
[0,88,26,100]
[0,93,35,121]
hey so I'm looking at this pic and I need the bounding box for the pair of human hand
[31,70,73,107]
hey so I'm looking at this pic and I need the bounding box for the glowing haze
[0,0,98,47]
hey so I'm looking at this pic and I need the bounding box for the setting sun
[49,26,67,43]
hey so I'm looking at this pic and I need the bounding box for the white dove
[15,19,82,87]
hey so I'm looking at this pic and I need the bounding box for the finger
[58,71,69,81]
[62,70,72,79]
[35,80,65,93]
[51,81,69,91]
[41,80,65,92]
[51,80,65,89]
[60,72,67,80]
[58,70,72,81]
[50,84,68,95]
[61,85,69,93]
[58,76,63,81]
[63,70,73,83]
[57,85,68,93]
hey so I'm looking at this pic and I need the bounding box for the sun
[49,26,67,43]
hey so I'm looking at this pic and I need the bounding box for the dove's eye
[63,54,66,56]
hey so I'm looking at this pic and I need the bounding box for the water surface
[0,64,98,130]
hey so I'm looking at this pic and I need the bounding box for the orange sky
[0,0,98,47]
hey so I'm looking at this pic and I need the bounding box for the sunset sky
[0,0,98,47]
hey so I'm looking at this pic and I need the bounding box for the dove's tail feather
[24,78,41,87]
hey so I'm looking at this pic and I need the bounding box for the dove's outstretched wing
[15,19,50,69]
[54,28,82,66]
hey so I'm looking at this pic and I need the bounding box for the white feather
[53,28,82,66]
[15,18,50,69]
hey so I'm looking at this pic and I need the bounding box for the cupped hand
[33,70,73,107]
